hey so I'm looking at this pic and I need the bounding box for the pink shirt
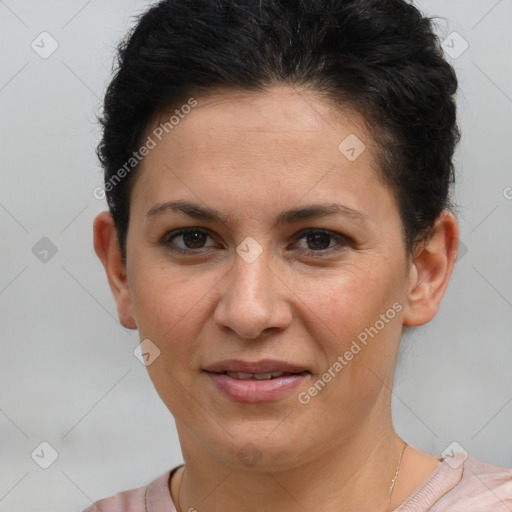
[83,452,512,511]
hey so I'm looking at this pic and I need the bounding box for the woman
[87,0,512,511]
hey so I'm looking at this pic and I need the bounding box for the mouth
[203,358,310,375]
[208,370,310,380]
[202,360,311,403]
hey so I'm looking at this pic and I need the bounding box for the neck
[174,416,405,512]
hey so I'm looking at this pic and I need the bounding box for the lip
[203,359,311,403]
[203,359,309,374]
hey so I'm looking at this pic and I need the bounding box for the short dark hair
[97,0,460,262]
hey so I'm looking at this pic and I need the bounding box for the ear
[93,211,137,330]
[403,210,459,327]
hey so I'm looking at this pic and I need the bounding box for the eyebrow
[146,200,368,226]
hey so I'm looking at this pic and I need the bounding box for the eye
[293,229,350,255]
[162,228,217,253]
[161,227,351,257]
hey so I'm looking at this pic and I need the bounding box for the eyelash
[161,227,351,257]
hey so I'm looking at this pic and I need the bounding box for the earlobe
[402,210,459,327]
[93,211,137,330]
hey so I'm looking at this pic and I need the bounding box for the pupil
[184,230,206,248]
[307,232,330,250]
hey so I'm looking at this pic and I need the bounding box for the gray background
[0,1,511,511]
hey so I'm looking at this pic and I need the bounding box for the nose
[213,245,292,340]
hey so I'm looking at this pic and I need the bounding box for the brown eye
[163,228,216,253]
[181,229,207,249]
[294,229,350,256]
[305,231,332,251]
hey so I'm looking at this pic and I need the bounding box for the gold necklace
[174,441,407,512]
[175,466,185,512]
[386,441,408,511]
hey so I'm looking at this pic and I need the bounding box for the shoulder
[81,485,146,512]
[432,454,512,511]
[81,468,177,512]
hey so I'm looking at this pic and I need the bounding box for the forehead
[153,86,370,150]
[130,85,390,222]
[141,86,376,170]
[184,85,357,131]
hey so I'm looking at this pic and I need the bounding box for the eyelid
[293,227,349,241]
[161,226,352,256]
[291,228,352,254]
[162,227,217,249]
[163,226,210,240]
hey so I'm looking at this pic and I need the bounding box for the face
[111,86,426,469]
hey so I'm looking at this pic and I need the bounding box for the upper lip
[203,359,310,374]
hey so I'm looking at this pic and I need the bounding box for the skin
[94,85,459,512]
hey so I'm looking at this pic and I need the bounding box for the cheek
[295,265,403,360]
[295,271,402,422]
[130,262,210,347]
[129,265,211,406]
[296,268,380,330]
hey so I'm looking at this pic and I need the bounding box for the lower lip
[204,371,309,403]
